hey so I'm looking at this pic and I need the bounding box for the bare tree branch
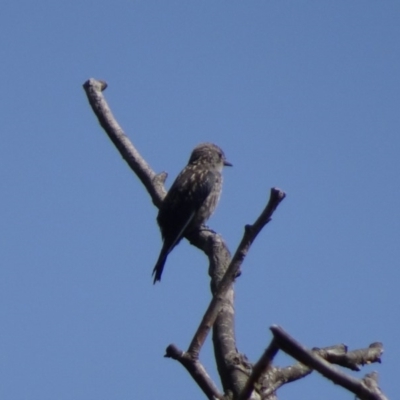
[83,78,165,207]
[258,363,312,399]
[313,342,383,371]
[237,339,279,400]
[165,344,224,400]
[188,188,286,358]
[258,343,383,398]
[271,325,388,400]
[84,78,386,400]
[179,188,285,398]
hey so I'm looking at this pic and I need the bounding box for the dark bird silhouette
[152,143,232,284]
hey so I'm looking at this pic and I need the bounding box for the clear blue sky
[1,2,399,399]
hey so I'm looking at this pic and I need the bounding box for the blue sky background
[1,2,399,399]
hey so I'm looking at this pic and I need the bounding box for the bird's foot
[199,224,216,234]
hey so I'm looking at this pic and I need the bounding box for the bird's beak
[224,160,233,167]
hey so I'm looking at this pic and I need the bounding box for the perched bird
[152,143,232,284]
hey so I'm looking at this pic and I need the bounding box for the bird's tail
[152,249,168,284]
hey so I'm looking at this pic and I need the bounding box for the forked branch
[83,78,386,400]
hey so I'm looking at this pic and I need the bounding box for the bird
[152,143,232,284]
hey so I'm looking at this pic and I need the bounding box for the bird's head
[188,143,232,170]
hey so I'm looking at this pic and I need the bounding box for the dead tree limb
[83,78,386,400]
[270,325,387,400]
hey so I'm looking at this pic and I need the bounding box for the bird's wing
[184,169,216,209]
[158,169,216,242]
[167,210,196,250]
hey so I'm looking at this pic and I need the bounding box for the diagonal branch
[83,78,165,207]
[257,343,383,398]
[237,327,385,400]
[237,339,279,400]
[271,325,388,400]
[188,188,286,359]
[165,344,224,400]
